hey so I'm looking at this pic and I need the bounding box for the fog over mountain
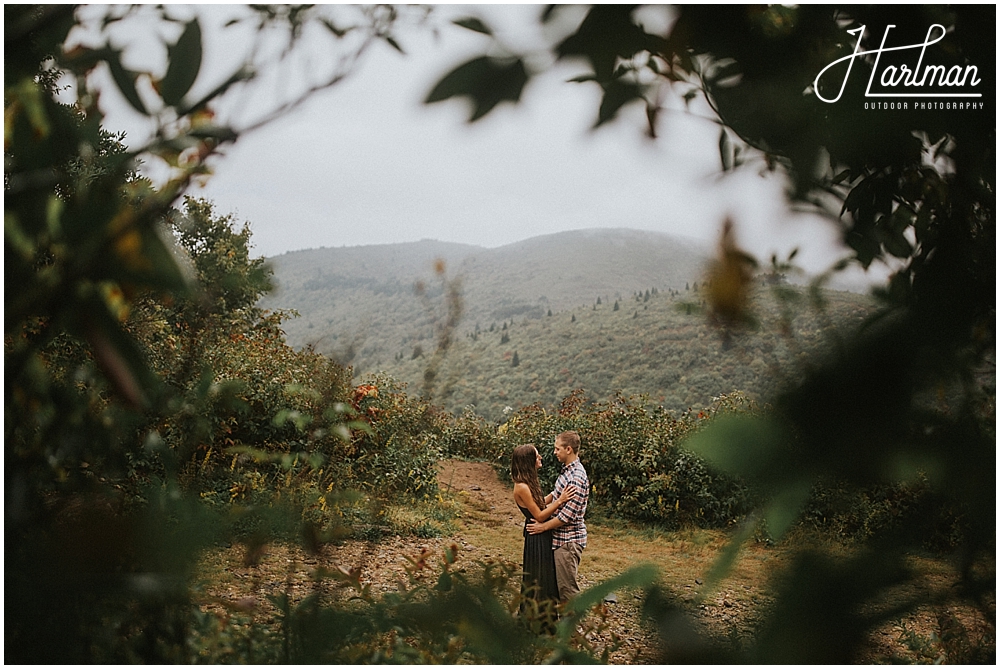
[262,228,710,373]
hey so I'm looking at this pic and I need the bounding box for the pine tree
[571,314,576,323]
[500,332,509,345]
[511,351,520,367]
[613,300,619,311]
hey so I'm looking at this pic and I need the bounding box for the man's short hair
[556,431,581,453]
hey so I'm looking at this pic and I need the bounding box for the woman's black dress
[518,505,559,602]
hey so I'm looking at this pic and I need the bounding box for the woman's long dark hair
[511,444,546,511]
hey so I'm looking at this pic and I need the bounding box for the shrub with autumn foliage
[441,389,756,529]
[343,373,443,499]
[132,201,440,519]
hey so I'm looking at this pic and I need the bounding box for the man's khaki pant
[554,542,584,602]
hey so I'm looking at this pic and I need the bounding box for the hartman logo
[814,24,983,104]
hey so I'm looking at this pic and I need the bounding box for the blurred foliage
[6,3,994,664]
[4,3,445,662]
[427,3,994,663]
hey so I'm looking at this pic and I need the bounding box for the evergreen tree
[511,351,520,367]
[613,300,620,311]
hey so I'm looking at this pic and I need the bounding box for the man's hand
[527,517,564,534]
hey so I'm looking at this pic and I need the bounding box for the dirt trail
[437,458,521,526]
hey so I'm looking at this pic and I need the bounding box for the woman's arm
[516,483,576,522]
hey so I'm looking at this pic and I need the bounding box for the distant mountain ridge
[262,228,710,374]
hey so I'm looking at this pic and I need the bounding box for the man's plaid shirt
[551,458,588,548]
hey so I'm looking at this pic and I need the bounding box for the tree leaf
[160,18,202,107]
[719,128,731,171]
[319,18,352,38]
[700,516,757,593]
[425,56,529,122]
[452,17,492,36]
[383,35,404,54]
[682,413,790,482]
[763,480,812,540]
[107,50,148,115]
[564,563,658,616]
[596,79,644,128]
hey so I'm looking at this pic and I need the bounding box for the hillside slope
[381,281,874,420]
[261,229,874,420]
[262,228,710,373]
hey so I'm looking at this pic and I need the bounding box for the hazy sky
[89,4,881,287]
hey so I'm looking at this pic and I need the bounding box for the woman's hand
[556,484,578,507]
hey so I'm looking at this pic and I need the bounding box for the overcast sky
[87,4,883,288]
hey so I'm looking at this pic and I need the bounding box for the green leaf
[107,51,148,115]
[564,563,658,616]
[160,19,202,107]
[383,35,404,54]
[700,515,758,594]
[319,18,352,37]
[556,5,666,82]
[425,56,529,122]
[5,213,35,260]
[452,17,492,36]
[76,294,162,409]
[719,128,731,171]
[435,570,453,591]
[763,478,813,540]
[596,79,644,128]
[682,413,790,481]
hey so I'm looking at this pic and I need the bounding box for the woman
[511,443,574,614]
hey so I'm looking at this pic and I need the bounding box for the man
[527,430,589,602]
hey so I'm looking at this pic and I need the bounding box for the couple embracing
[511,431,589,616]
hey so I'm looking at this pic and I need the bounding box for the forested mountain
[376,281,873,420]
[263,228,709,369]
[263,229,874,420]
